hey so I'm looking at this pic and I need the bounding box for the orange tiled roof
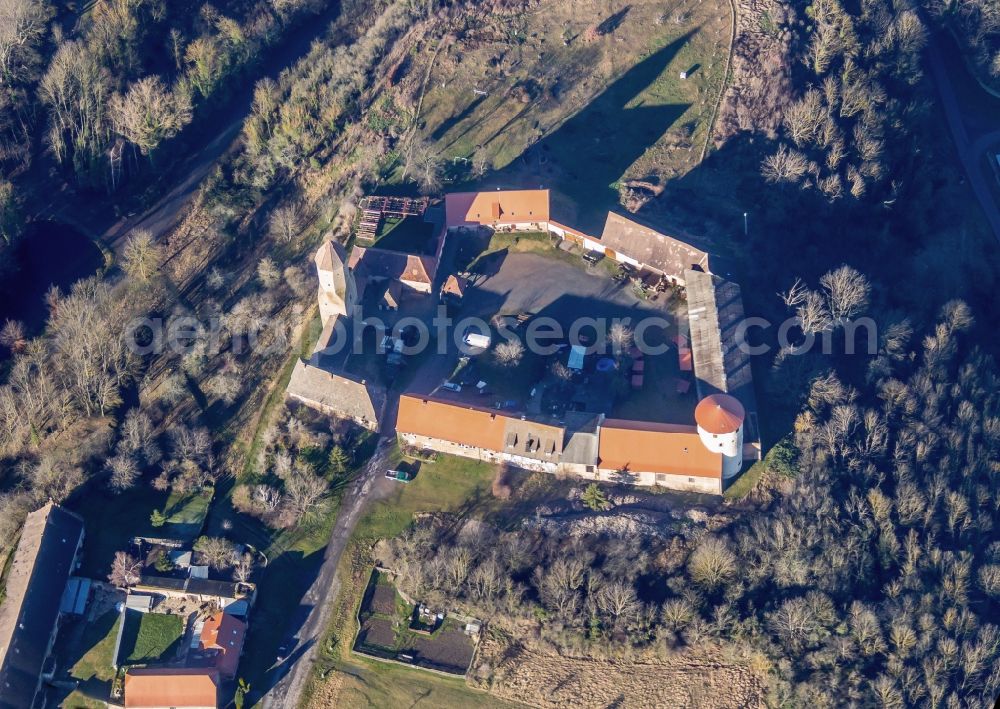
[598,419,722,478]
[124,668,219,708]
[348,247,435,285]
[694,394,745,434]
[396,395,507,451]
[445,190,550,226]
[199,612,247,678]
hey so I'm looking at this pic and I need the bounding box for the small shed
[125,593,154,613]
[59,577,92,616]
[168,550,193,569]
[189,565,209,579]
[568,345,586,371]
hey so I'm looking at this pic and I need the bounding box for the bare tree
[107,453,139,492]
[121,228,162,282]
[608,322,634,354]
[284,470,328,519]
[688,536,737,589]
[0,0,54,85]
[194,536,237,570]
[798,290,833,334]
[232,552,254,583]
[762,145,809,185]
[110,76,192,155]
[109,551,142,588]
[119,408,161,466]
[596,580,640,627]
[0,319,25,353]
[494,339,524,367]
[257,257,280,288]
[269,202,304,243]
[820,265,870,320]
[784,89,825,147]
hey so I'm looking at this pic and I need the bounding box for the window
[688,477,696,483]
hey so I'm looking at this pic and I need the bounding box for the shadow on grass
[482,30,697,232]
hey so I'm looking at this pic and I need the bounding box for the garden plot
[354,569,480,676]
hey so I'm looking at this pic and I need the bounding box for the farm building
[395,395,727,493]
[0,502,85,709]
[594,212,711,285]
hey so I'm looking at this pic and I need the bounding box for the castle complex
[286,189,760,494]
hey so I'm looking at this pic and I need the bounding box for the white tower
[314,240,356,324]
[695,393,745,479]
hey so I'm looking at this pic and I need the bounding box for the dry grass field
[472,628,766,708]
[394,0,733,232]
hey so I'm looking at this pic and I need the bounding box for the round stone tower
[694,393,745,479]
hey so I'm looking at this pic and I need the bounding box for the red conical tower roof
[695,394,745,434]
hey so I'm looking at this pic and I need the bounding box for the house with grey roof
[0,502,84,709]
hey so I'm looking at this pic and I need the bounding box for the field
[117,611,185,665]
[402,0,733,233]
[473,628,765,708]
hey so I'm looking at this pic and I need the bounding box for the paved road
[927,33,1000,244]
[260,436,395,709]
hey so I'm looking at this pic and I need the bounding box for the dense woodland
[0,0,326,277]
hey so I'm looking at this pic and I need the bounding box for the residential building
[348,246,436,294]
[0,502,84,709]
[123,668,219,709]
[445,189,550,231]
[198,612,247,679]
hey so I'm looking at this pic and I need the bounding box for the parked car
[385,469,415,483]
[462,329,491,349]
[582,250,604,265]
[441,381,462,392]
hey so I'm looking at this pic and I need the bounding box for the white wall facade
[697,424,744,479]
[397,434,722,494]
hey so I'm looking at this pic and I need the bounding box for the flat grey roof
[685,270,758,430]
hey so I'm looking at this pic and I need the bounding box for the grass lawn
[331,659,522,709]
[355,445,496,541]
[119,611,184,665]
[164,487,214,539]
[57,611,122,709]
[373,215,437,254]
[463,231,579,272]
